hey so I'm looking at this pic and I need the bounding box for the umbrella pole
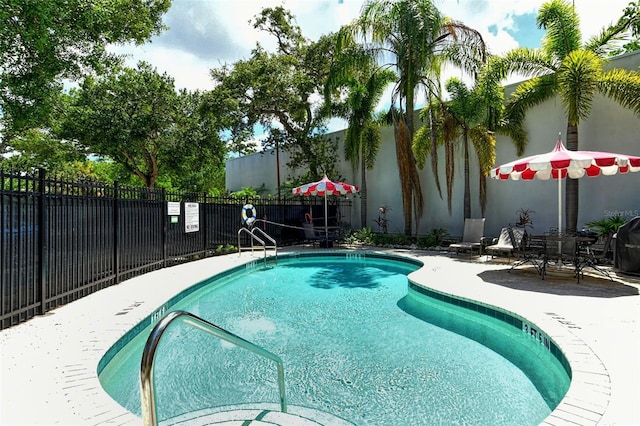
[558,177,562,233]
[557,177,562,266]
[324,193,328,241]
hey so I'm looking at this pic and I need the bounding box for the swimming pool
[98,252,570,425]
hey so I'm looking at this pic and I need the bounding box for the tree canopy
[0,0,170,135]
[207,7,342,186]
[61,62,226,189]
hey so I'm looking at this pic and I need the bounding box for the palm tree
[339,0,486,235]
[325,46,396,228]
[489,0,640,233]
[414,77,499,220]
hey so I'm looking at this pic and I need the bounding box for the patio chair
[541,231,581,282]
[509,231,544,275]
[449,218,486,255]
[302,222,339,248]
[303,222,323,247]
[486,226,525,260]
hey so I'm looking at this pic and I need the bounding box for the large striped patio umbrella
[491,135,640,232]
[292,175,359,240]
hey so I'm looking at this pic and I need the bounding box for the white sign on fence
[167,201,181,216]
[184,202,200,233]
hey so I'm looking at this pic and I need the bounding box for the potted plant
[585,214,626,260]
[514,208,535,230]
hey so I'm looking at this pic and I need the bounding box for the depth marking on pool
[150,303,168,325]
[546,312,582,329]
[114,301,143,316]
[522,321,552,350]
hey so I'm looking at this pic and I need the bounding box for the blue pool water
[99,254,570,425]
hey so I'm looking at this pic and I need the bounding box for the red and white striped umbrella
[292,174,359,196]
[491,137,640,231]
[491,138,640,181]
[292,175,359,240]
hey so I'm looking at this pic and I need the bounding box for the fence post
[113,181,120,284]
[38,168,48,315]
[202,192,207,257]
[162,188,167,268]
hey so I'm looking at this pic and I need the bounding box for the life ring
[242,204,257,226]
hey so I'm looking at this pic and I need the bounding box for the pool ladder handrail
[238,226,278,264]
[140,310,288,426]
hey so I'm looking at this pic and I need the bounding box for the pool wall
[403,282,571,408]
[407,282,571,377]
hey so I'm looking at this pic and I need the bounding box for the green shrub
[417,228,449,248]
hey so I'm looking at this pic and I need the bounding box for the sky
[109,0,633,133]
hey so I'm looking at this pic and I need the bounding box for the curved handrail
[238,227,265,250]
[140,310,287,426]
[237,227,277,265]
[251,227,277,262]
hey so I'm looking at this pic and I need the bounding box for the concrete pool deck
[1,247,639,425]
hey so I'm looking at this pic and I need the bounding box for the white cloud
[110,0,634,132]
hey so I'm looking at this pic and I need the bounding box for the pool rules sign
[184,202,200,233]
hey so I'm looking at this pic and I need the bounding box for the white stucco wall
[226,51,640,239]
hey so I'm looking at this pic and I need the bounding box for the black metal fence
[1,168,352,329]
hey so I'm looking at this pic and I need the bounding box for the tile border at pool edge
[406,276,610,426]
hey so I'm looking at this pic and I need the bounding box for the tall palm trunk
[360,142,367,228]
[463,129,471,219]
[403,85,416,235]
[396,83,424,235]
[428,101,442,198]
[396,118,414,235]
[565,123,579,233]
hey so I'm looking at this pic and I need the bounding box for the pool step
[162,403,355,426]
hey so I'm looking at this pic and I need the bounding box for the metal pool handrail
[140,310,288,426]
[237,227,277,265]
[251,227,278,261]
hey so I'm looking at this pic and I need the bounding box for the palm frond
[584,1,639,55]
[435,20,487,78]
[505,73,558,130]
[361,121,383,169]
[537,0,582,60]
[496,119,528,157]
[344,123,361,165]
[413,125,431,170]
[585,28,633,57]
[598,68,640,116]
[557,50,602,125]
[470,126,496,216]
[494,48,557,80]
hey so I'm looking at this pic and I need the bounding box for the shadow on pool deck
[477,268,640,298]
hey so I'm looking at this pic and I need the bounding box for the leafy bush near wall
[417,228,449,248]
[344,227,450,249]
[215,244,237,255]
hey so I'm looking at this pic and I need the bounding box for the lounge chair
[486,226,525,260]
[449,218,486,255]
